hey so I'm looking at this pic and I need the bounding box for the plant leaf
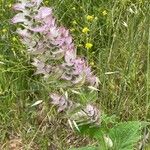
[108,121,142,150]
[31,100,43,107]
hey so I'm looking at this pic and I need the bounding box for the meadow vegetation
[0,0,150,149]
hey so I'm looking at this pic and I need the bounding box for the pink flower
[59,27,69,37]
[50,93,72,112]
[72,58,86,75]
[54,27,70,46]
[43,16,56,26]
[47,26,59,39]
[31,17,56,34]
[50,93,61,105]
[13,1,34,11]
[65,48,76,64]
[87,76,99,87]
[84,104,100,123]
[65,36,72,45]
[35,7,52,19]
[60,58,86,84]
[31,58,51,75]
[85,105,96,117]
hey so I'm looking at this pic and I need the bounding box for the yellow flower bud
[82,27,90,33]
[8,4,12,8]
[90,62,94,66]
[86,15,94,21]
[12,37,17,42]
[72,7,76,10]
[85,43,93,49]
[2,29,7,33]
[72,20,77,25]
[102,10,107,16]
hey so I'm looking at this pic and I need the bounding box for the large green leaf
[108,121,142,150]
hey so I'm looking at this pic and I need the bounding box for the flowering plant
[11,1,145,149]
[12,0,100,128]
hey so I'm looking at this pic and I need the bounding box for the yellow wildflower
[102,10,107,16]
[45,1,49,4]
[72,7,76,10]
[12,37,17,42]
[8,4,12,8]
[85,43,93,49]
[82,27,90,33]
[90,62,95,66]
[86,15,94,21]
[2,29,7,33]
[72,20,77,25]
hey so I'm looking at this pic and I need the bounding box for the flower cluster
[12,0,100,126]
[12,0,98,86]
[50,93,100,125]
[50,93,73,112]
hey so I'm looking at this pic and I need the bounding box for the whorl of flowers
[12,0,100,126]
[50,93,100,125]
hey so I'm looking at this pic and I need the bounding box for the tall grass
[0,0,149,149]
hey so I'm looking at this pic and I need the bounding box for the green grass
[0,0,150,149]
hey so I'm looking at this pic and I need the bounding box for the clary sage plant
[11,1,146,149]
[12,0,100,127]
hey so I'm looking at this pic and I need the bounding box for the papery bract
[72,58,86,75]
[31,58,51,75]
[17,28,31,37]
[13,3,26,11]
[31,0,43,6]
[48,27,59,38]
[12,13,27,23]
